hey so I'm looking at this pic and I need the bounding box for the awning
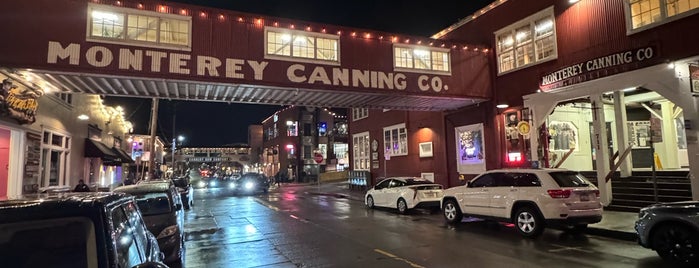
[84,138,119,163]
[112,147,135,164]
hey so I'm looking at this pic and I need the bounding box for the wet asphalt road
[182,178,669,268]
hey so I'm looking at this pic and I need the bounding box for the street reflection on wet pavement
[182,181,669,268]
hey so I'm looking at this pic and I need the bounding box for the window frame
[392,43,452,75]
[40,129,71,187]
[86,3,192,51]
[352,108,368,121]
[264,26,341,66]
[383,123,408,157]
[494,6,557,75]
[623,0,699,35]
[352,131,370,171]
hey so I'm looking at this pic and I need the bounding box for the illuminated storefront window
[393,45,450,73]
[495,7,556,74]
[626,0,699,31]
[352,132,370,171]
[265,27,339,64]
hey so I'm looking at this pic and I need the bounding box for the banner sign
[540,46,656,91]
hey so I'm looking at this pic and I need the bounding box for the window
[352,132,370,171]
[40,130,71,187]
[352,108,368,121]
[54,93,73,105]
[495,7,556,74]
[265,27,340,64]
[375,178,391,189]
[111,206,143,268]
[470,174,495,187]
[286,121,298,137]
[512,173,542,187]
[393,44,451,74]
[626,0,699,32]
[87,3,191,50]
[383,123,407,157]
[492,173,515,187]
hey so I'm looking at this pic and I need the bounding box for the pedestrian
[274,171,282,187]
[73,179,91,192]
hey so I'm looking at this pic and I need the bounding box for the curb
[584,226,637,241]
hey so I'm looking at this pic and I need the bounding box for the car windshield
[404,178,432,185]
[0,217,96,267]
[133,192,172,215]
[549,171,591,187]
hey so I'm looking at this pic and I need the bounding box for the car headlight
[157,225,179,239]
[198,181,206,188]
[244,181,254,190]
[210,180,217,186]
[229,182,237,189]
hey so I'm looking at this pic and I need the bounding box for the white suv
[441,169,602,237]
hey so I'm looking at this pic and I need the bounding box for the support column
[149,98,159,179]
[613,91,633,177]
[591,94,612,206]
[688,100,699,200]
[660,101,680,169]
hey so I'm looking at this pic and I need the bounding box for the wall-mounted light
[78,114,89,120]
[496,104,509,109]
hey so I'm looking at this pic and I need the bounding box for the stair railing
[605,143,634,182]
[553,147,576,168]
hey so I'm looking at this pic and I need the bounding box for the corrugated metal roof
[7,68,485,111]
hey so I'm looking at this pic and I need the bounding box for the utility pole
[149,98,159,179]
[171,102,177,175]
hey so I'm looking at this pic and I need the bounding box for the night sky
[104,0,495,147]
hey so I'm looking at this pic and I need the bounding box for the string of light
[94,0,490,53]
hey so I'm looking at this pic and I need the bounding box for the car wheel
[397,198,408,214]
[515,206,544,238]
[652,224,699,266]
[443,200,463,224]
[366,195,375,209]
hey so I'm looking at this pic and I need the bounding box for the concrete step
[605,204,641,213]
[612,181,691,190]
[612,193,692,203]
[613,187,692,197]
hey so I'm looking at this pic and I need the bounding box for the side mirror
[466,181,472,187]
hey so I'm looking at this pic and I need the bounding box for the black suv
[0,192,167,268]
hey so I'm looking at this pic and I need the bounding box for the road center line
[374,249,426,268]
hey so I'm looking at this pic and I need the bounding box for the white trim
[352,108,369,121]
[263,26,341,66]
[383,123,408,157]
[494,6,557,75]
[392,43,452,75]
[421,172,435,182]
[419,142,433,158]
[455,123,486,174]
[86,3,193,51]
[623,0,699,35]
[7,129,25,197]
[352,131,370,171]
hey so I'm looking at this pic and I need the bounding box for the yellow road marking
[374,249,426,268]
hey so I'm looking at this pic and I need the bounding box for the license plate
[580,194,590,201]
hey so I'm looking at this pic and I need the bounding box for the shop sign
[540,46,656,92]
[690,64,699,93]
[1,78,42,124]
[517,121,531,136]
[187,157,230,162]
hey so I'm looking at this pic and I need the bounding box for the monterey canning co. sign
[540,46,656,92]
[46,41,452,93]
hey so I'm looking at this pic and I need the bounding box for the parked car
[232,172,270,194]
[171,175,194,210]
[365,177,444,214]
[635,201,699,267]
[441,169,602,238]
[0,192,167,268]
[115,182,185,268]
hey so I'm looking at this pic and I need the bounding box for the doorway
[0,128,11,198]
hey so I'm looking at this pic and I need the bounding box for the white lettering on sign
[46,41,447,93]
[541,47,655,89]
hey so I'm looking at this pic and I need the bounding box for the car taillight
[592,190,600,197]
[547,189,571,198]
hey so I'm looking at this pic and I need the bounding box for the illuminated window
[626,0,699,32]
[495,7,556,74]
[352,108,368,121]
[87,3,191,50]
[393,45,451,74]
[383,123,407,157]
[265,27,339,64]
[352,132,370,171]
[286,121,298,137]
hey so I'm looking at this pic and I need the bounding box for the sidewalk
[298,181,639,241]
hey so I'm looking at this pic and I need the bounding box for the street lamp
[171,135,185,176]
[178,135,185,142]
